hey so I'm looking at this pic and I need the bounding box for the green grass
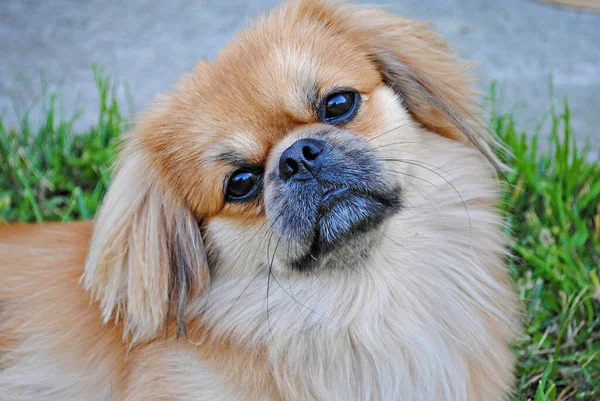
[491,88,600,400]
[0,73,599,400]
[0,68,123,223]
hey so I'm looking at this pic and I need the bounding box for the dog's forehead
[191,11,381,161]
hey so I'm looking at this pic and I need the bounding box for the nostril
[280,157,299,180]
[302,145,319,161]
[285,158,299,173]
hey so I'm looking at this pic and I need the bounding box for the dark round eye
[321,90,360,124]
[225,170,261,201]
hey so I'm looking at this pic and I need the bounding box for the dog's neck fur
[194,251,513,401]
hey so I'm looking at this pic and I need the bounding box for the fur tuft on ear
[339,4,503,171]
[83,143,208,343]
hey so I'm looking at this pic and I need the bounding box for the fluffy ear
[83,143,208,342]
[342,4,501,169]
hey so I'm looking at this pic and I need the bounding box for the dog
[0,1,520,400]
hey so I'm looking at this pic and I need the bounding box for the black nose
[279,138,325,181]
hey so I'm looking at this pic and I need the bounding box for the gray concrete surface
[1,0,599,154]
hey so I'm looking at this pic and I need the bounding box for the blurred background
[1,0,599,153]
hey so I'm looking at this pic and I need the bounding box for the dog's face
[192,40,404,275]
[84,0,501,342]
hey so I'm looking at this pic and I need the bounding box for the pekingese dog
[0,1,519,400]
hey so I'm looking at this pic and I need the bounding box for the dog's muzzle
[266,130,402,272]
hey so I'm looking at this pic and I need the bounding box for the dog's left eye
[225,170,262,201]
[320,90,360,124]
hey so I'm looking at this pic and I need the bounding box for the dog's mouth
[291,186,401,272]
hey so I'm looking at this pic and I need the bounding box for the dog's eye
[225,170,261,201]
[320,90,360,124]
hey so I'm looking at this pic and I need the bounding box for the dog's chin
[289,186,402,272]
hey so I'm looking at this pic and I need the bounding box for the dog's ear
[341,5,500,168]
[83,141,208,343]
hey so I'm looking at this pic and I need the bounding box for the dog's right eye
[225,170,262,201]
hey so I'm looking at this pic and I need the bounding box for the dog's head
[83,0,500,342]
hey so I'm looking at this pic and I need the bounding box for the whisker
[229,218,270,267]
[238,213,284,271]
[389,169,456,206]
[284,249,309,322]
[376,228,422,263]
[270,271,333,323]
[366,140,428,154]
[220,213,285,321]
[388,170,446,215]
[267,234,304,376]
[366,120,416,143]
[383,158,473,251]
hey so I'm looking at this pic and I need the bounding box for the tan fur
[0,1,519,400]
